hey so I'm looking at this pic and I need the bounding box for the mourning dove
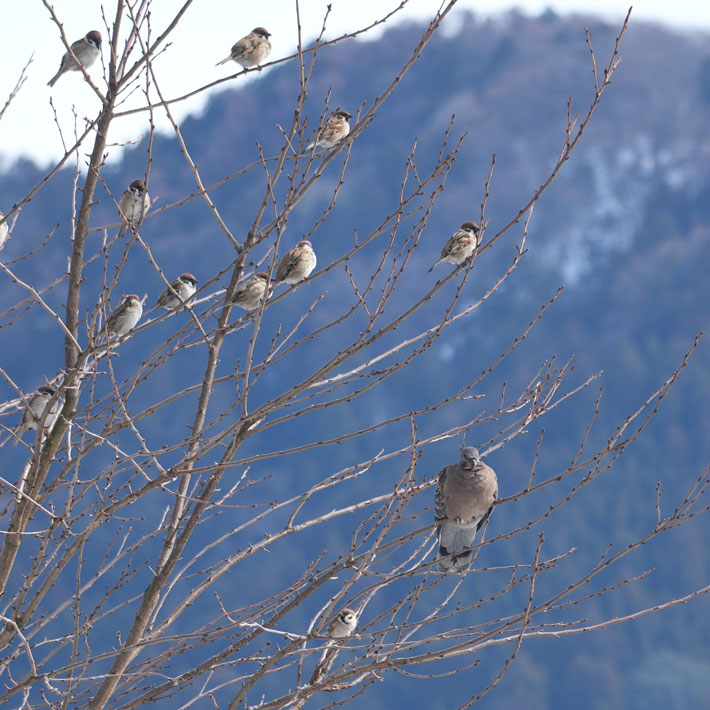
[434,447,497,572]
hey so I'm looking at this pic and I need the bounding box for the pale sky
[1,0,709,167]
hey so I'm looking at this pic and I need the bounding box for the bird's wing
[240,39,262,61]
[274,257,290,282]
[450,234,469,256]
[230,36,249,57]
[475,462,498,531]
[276,249,300,280]
[434,465,449,527]
[440,234,457,259]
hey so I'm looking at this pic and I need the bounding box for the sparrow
[327,608,358,638]
[429,221,481,272]
[117,179,150,237]
[216,27,272,68]
[307,110,352,150]
[106,294,143,337]
[309,607,358,686]
[231,272,270,311]
[13,385,62,445]
[152,273,198,310]
[0,211,8,249]
[273,240,317,286]
[434,447,498,573]
[48,30,102,87]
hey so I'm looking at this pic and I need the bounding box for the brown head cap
[86,31,102,47]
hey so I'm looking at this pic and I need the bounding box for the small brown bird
[309,607,359,686]
[429,221,481,272]
[117,179,150,237]
[216,27,272,68]
[231,272,270,311]
[307,110,352,150]
[13,385,61,445]
[274,240,317,286]
[152,273,198,310]
[327,608,358,638]
[106,294,143,337]
[434,447,498,573]
[48,30,102,87]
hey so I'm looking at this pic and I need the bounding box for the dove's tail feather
[436,524,477,572]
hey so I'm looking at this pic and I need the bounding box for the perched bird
[0,211,8,249]
[48,30,102,87]
[13,385,61,445]
[434,447,498,573]
[327,608,358,638]
[117,179,150,237]
[429,221,481,272]
[307,109,352,150]
[274,240,317,286]
[106,294,143,337]
[231,272,270,311]
[308,607,359,686]
[152,273,198,310]
[216,27,272,68]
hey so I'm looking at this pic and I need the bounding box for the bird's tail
[436,524,477,572]
[310,642,336,685]
[117,223,127,238]
[47,69,63,87]
[428,260,441,273]
[215,56,231,66]
[12,425,27,446]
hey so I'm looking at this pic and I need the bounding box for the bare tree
[0,3,706,709]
